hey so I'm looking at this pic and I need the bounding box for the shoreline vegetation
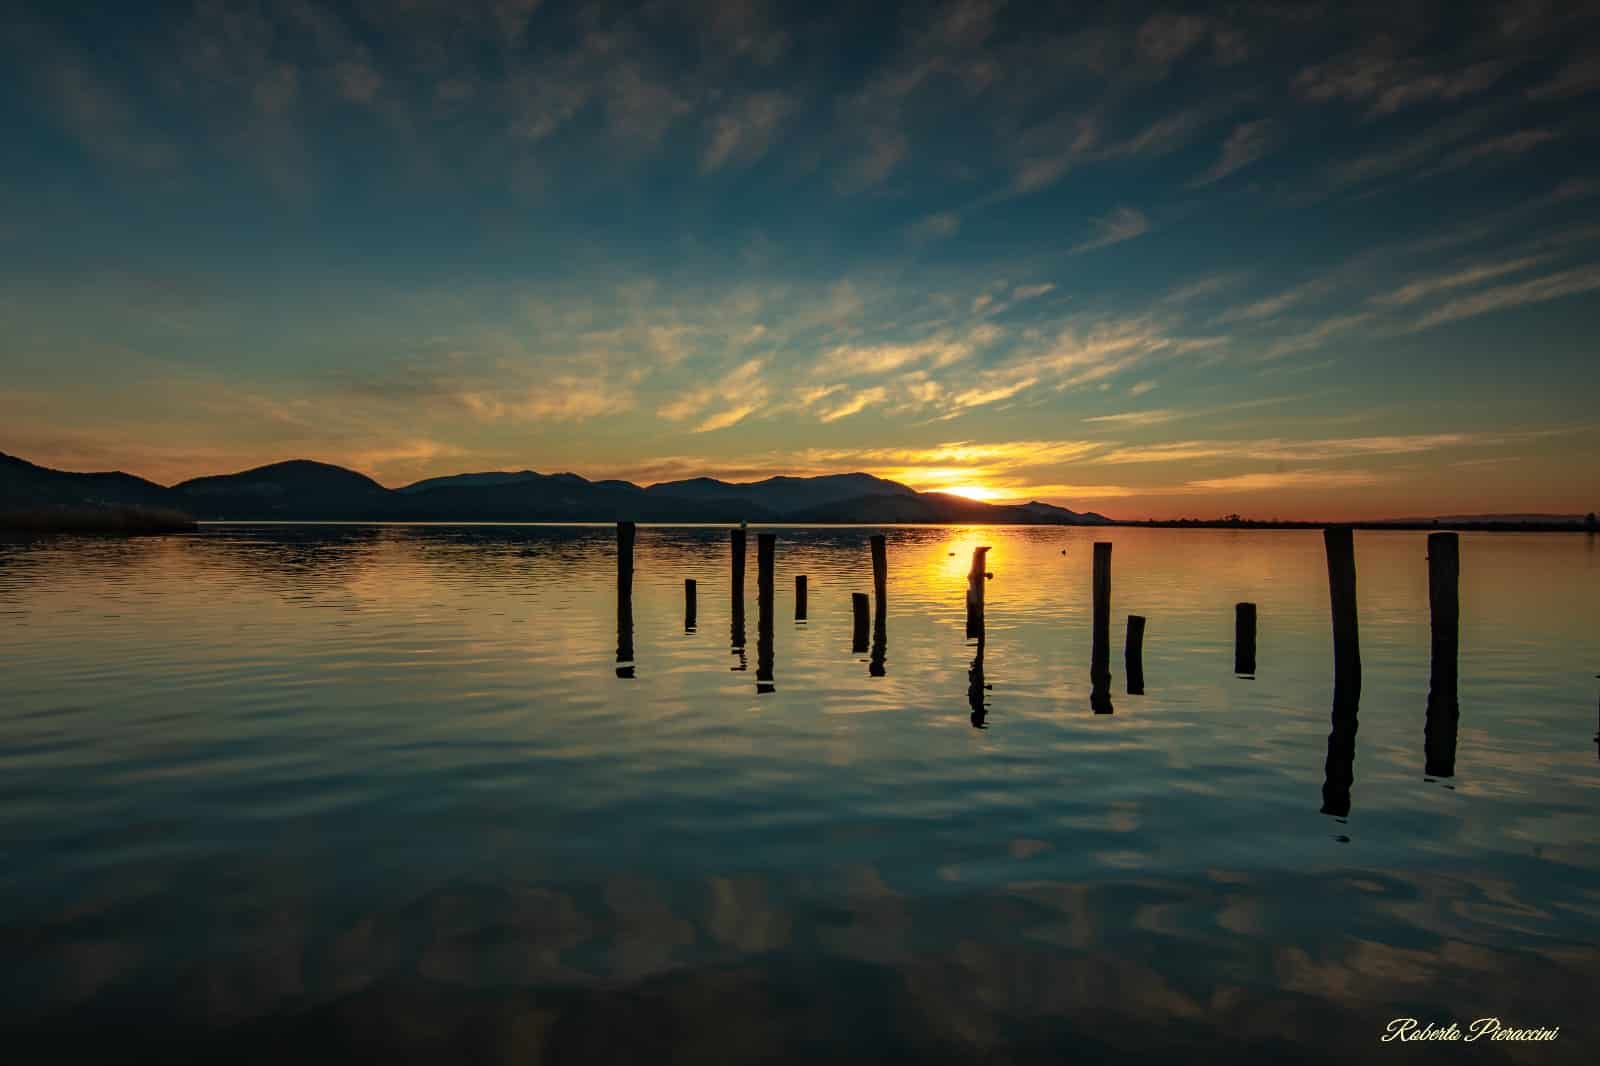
[0,505,199,535]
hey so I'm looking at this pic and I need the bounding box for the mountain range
[0,452,1113,525]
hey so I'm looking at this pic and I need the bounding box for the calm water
[2,525,1596,1063]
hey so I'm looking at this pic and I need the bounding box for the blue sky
[2,0,1596,518]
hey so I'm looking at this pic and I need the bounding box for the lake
[2,524,1596,1064]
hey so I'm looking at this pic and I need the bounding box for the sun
[939,483,1003,502]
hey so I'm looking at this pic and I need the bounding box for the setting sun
[938,484,1004,502]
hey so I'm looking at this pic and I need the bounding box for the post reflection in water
[968,635,989,729]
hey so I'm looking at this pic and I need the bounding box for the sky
[2,0,1597,520]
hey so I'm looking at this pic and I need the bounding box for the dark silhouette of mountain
[0,451,175,508]
[174,460,390,520]
[784,492,1106,525]
[645,473,917,514]
[1014,500,1112,524]
[3,449,1113,524]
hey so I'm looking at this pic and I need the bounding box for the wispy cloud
[1213,280,1328,324]
[656,358,769,431]
[1411,265,1600,330]
[1094,432,1478,465]
[701,91,793,172]
[907,211,961,241]
[1185,470,1381,491]
[1375,256,1545,306]
[1189,119,1277,186]
[1071,207,1151,254]
[817,386,888,422]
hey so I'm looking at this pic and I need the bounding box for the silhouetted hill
[1014,500,1112,524]
[174,460,390,520]
[646,473,916,515]
[785,492,1107,525]
[1,451,177,509]
[1,450,1118,524]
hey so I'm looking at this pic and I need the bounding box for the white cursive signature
[1383,1018,1560,1042]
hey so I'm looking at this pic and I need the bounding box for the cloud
[1294,43,1505,115]
[1213,280,1328,324]
[1071,207,1151,254]
[657,358,769,432]
[1129,380,1158,397]
[1185,470,1382,491]
[1136,13,1212,70]
[1011,283,1054,302]
[818,386,888,422]
[31,52,179,171]
[701,91,793,172]
[458,380,631,421]
[1411,265,1600,330]
[1260,312,1372,359]
[1161,273,1247,304]
[907,211,961,241]
[1527,52,1600,101]
[1422,129,1562,177]
[1084,409,1183,427]
[811,335,983,379]
[1189,120,1277,186]
[1375,256,1545,306]
[1093,433,1478,466]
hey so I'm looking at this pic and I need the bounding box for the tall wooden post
[1321,527,1361,816]
[1090,542,1112,712]
[869,534,888,677]
[966,546,990,640]
[684,578,697,632]
[1424,532,1460,777]
[1324,527,1361,691]
[730,527,746,667]
[616,522,635,679]
[1125,614,1146,696]
[756,533,775,692]
[795,575,808,621]
[1235,602,1257,677]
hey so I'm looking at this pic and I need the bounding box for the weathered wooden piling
[851,592,870,654]
[869,534,888,676]
[1320,527,1361,815]
[616,522,635,678]
[1323,527,1361,690]
[730,527,747,668]
[1090,542,1113,712]
[1235,602,1257,677]
[756,534,775,691]
[795,574,808,621]
[870,534,887,622]
[1424,532,1460,777]
[1125,614,1146,696]
[966,546,990,640]
[684,578,697,632]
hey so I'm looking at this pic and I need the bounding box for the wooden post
[684,578,697,632]
[869,534,888,677]
[616,522,635,678]
[870,534,887,623]
[1424,532,1460,777]
[1235,602,1257,677]
[851,592,869,654]
[1090,542,1112,712]
[730,527,746,667]
[1321,526,1361,817]
[1323,527,1361,692]
[1125,614,1146,696]
[968,637,987,729]
[756,533,775,691]
[966,546,990,640]
[795,574,808,621]
[731,527,746,608]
